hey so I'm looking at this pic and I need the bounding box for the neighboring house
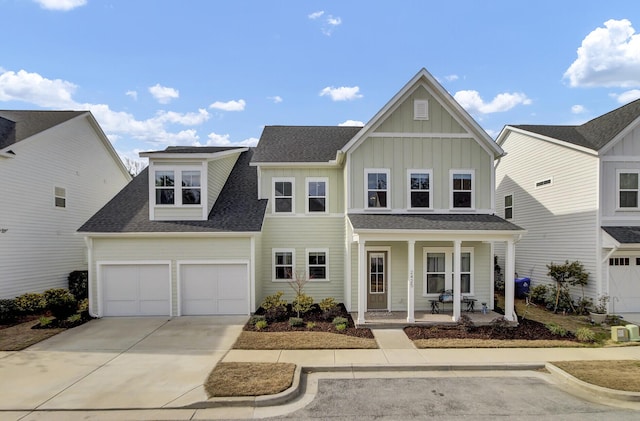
[495,99,640,314]
[0,110,131,299]
[79,69,524,322]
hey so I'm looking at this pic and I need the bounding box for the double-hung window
[307,249,328,281]
[155,170,201,205]
[504,194,513,219]
[408,170,432,209]
[155,171,175,205]
[306,178,327,213]
[618,170,640,209]
[366,169,390,209]
[273,249,294,281]
[451,170,474,209]
[273,178,294,213]
[54,186,66,208]
[181,171,201,205]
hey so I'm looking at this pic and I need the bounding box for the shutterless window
[307,251,327,280]
[274,180,293,213]
[504,194,513,219]
[452,172,472,208]
[610,257,630,266]
[460,252,472,294]
[155,171,175,205]
[367,171,388,208]
[426,252,446,294]
[619,172,639,208]
[307,179,326,212]
[54,186,66,208]
[409,172,431,208]
[274,251,294,280]
[181,171,201,205]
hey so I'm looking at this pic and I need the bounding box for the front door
[367,251,387,310]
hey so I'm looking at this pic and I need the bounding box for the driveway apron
[0,316,246,410]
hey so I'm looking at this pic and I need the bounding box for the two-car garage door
[100,263,248,316]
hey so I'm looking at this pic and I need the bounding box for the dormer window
[155,171,175,204]
[181,171,201,205]
[154,169,202,206]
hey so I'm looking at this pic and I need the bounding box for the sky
[2,1,640,168]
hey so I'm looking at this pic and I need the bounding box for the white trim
[504,193,514,220]
[305,248,330,282]
[407,169,433,210]
[140,147,247,159]
[84,237,97,318]
[364,168,391,210]
[265,213,344,219]
[272,177,295,214]
[53,185,67,209]
[602,155,640,162]
[305,177,329,214]
[249,161,340,168]
[365,246,392,311]
[368,132,475,139]
[149,161,207,220]
[348,207,495,215]
[272,248,295,282]
[615,169,640,210]
[449,169,475,210]
[80,231,260,238]
[96,260,172,318]
[422,247,474,297]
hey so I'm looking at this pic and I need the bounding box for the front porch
[352,310,503,328]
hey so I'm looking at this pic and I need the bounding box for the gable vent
[414,100,429,120]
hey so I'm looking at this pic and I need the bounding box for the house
[79,69,524,322]
[0,110,131,299]
[495,99,640,314]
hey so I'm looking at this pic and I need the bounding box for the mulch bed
[405,317,577,341]
[244,303,375,339]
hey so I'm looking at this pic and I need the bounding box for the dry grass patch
[552,360,640,392]
[0,320,65,351]
[414,338,590,348]
[234,331,378,350]
[205,362,296,397]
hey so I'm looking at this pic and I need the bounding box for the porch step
[372,329,416,349]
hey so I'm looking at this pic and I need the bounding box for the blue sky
[2,1,640,167]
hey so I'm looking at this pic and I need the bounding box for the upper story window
[414,99,429,120]
[181,171,201,205]
[451,170,474,209]
[306,178,327,213]
[155,171,175,204]
[408,170,432,209]
[366,169,390,209]
[54,186,66,208]
[155,170,201,205]
[273,178,294,213]
[618,170,640,209]
[504,194,513,219]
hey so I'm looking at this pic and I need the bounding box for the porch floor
[351,310,502,328]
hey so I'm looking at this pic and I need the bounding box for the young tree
[546,260,589,313]
[288,270,314,318]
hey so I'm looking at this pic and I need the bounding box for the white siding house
[0,111,131,299]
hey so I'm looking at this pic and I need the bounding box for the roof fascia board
[85,112,133,180]
[249,161,340,168]
[501,126,599,156]
[79,231,261,238]
[601,229,621,249]
[598,115,640,155]
[140,148,247,160]
[353,228,526,240]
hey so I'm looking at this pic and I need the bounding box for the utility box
[626,324,640,342]
[612,326,630,342]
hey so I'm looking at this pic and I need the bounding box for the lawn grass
[552,360,640,392]
[234,331,378,350]
[0,319,65,351]
[205,362,296,397]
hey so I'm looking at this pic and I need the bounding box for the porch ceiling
[348,213,524,233]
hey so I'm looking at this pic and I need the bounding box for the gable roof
[78,148,267,233]
[508,99,640,152]
[252,126,361,164]
[0,110,86,150]
[142,146,245,155]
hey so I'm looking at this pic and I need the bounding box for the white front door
[424,248,473,296]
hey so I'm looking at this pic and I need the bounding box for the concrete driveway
[0,316,246,410]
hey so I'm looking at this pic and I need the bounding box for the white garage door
[101,264,170,316]
[180,264,248,315]
[610,264,640,313]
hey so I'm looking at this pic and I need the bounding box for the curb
[545,362,640,402]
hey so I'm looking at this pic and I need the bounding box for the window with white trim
[54,186,66,208]
[306,178,327,213]
[273,178,294,213]
[181,170,201,205]
[451,170,474,209]
[504,194,513,219]
[155,171,175,204]
[414,99,429,120]
[408,170,432,209]
[154,169,202,205]
[424,248,474,295]
[307,249,328,281]
[366,169,389,209]
[618,170,640,208]
[273,249,295,281]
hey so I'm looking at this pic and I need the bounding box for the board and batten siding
[0,115,130,299]
[348,136,492,211]
[90,236,253,315]
[259,217,345,304]
[207,153,240,214]
[495,130,599,298]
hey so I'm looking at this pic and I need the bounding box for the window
[155,170,202,206]
[181,170,201,205]
[451,170,474,209]
[460,252,472,294]
[424,248,474,296]
[54,186,66,208]
[408,170,432,209]
[535,178,552,188]
[610,257,630,266]
[273,179,294,213]
[618,171,639,208]
[155,171,175,204]
[366,169,389,209]
[414,99,429,120]
[307,249,328,281]
[306,178,327,213]
[273,249,294,280]
[425,252,446,294]
[504,194,513,219]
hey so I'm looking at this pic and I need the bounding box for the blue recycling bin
[514,277,530,298]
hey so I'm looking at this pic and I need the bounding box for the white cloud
[197,132,258,147]
[308,10,342,36]
[444,74,459,82]
[564,19,640,88]
[268,95,283,104]
[154,108,210,125]
[571,104,586,114]
[148,84,179,104]
[308,11,324,20]
[339,119,364,127]
[320,86,362,101]
[453,90,531,114]
[0,69,77,107]
[125,90,137,100]
[612,89,640,104]
[209,99,246,111]
[34,0,86,11]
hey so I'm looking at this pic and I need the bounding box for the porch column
[452,239,461,322]
[504,239,516,321]
[407,240,415,323]
[357,240,366,324]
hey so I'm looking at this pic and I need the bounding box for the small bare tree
[122,157,147,177]
[288,270,314,318]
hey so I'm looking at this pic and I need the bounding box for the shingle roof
[0,110,86,150]
[602,226,640,244]
[142,146,245,155]
[78,149,267,233]
[252,126,362,163]
[512,99,640,151]
[348,213,524,232]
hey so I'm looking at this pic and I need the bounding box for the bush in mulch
[32,311,93,330]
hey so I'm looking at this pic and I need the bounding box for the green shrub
[254,320,268,330]
[292,293,314,317]
[38,315,52,327]
[306,321,316,329]
[319,297,337,312]
[289,317,304,327]
[77,298,89,313]
[528,284,548,305]
[332,316,348,326]
[249,314,266,325]
[261,291,287,321]
[0,299,19,324]
[68,270,88,300]
[66,313,82,324]
[545,285,574,312]
[575,327,596,343]
[44,288,77,320]
[545,322,568,337]
[15,292,47,314]
[574,297,593,315]
[335,323,347,332]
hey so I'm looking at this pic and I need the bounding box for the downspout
[84,236,99,318]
